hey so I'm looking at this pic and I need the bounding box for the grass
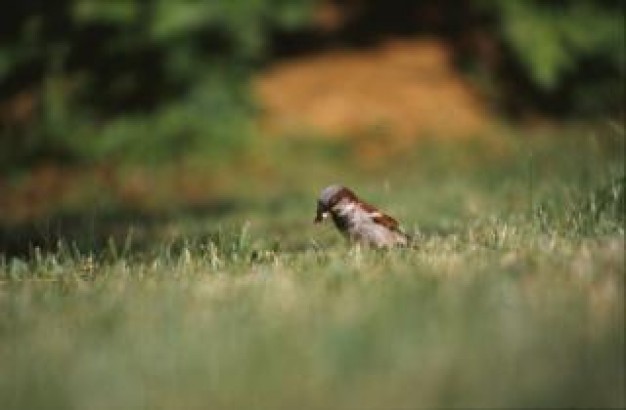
[0,126,624,409]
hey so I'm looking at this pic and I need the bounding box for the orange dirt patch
[255,38,493,142]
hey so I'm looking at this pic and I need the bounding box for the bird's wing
[372,213,400,231]
[361,201,407,235]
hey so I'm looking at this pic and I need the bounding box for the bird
[314,184,409,248]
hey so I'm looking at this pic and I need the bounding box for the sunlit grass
[0,128,624,409]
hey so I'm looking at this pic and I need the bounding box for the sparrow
[314,184,409,248]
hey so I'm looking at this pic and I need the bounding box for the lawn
[0,127,624,409]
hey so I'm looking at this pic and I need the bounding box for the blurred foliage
[0,0,623,172]
[478,0,624,114]
[0,0,313,171]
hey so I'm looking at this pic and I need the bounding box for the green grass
[1,127,624,409]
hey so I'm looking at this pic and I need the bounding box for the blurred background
[0,0,624,253]
[1,3,624,409]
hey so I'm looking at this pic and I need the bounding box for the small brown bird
[314,184,409,248]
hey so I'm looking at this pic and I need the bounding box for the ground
[255,38,490,142]
[0,129,624,410]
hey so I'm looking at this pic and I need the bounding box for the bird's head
[314,184,353,223]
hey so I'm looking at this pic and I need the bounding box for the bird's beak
[314,203,328,223]
[314,212,328,223]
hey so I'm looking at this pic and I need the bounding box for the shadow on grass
[0,199,245,258]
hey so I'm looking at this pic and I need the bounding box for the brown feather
[357,200,401,231]
[327,187,358,208]
[372,213,400,231]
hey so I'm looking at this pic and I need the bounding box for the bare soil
[255,38,493,141]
